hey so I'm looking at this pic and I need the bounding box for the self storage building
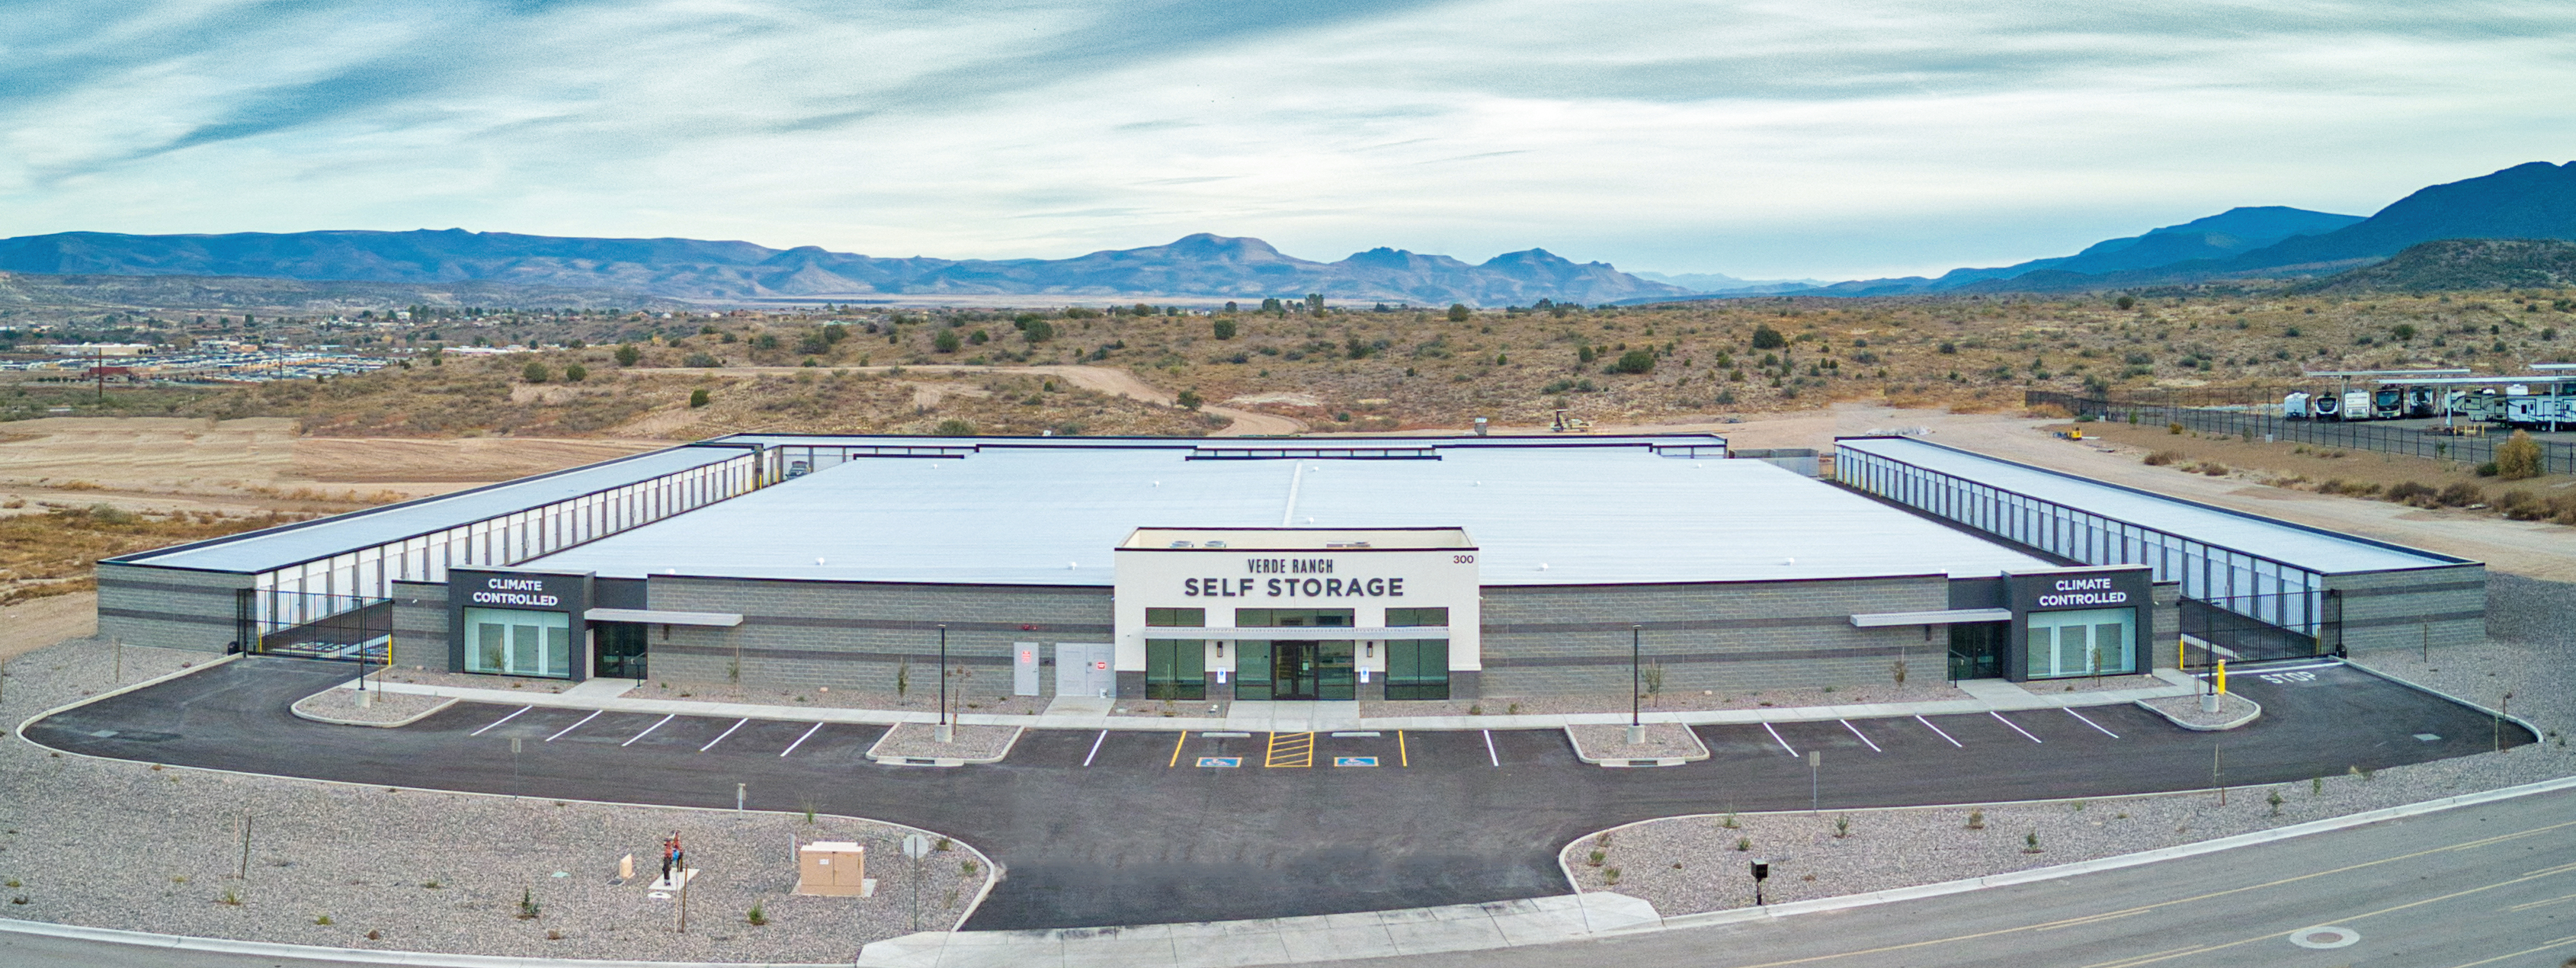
[95,432,2480,700]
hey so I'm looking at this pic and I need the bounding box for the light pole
[935,623,952,744]
[1627,623,1643,745]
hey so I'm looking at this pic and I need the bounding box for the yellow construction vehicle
[1551,409,1592,433]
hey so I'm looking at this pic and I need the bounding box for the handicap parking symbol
[1197,757,1242,768]
[1334,756,1378,768]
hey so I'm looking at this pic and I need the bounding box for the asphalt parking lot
[22,659,2530,931]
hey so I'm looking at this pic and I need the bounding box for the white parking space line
[700,718,749,752]
[469,707,530,736]
[1482,729,1500,767]
[545,710,601,742]
[620,713,676,747]
[1990,711,2043,743]
[1763,722,1799,757]
[2065,708,2122,739]
[1840,719,1883,753]
[1082,729,1108,767]
[2193,659,2341,678]
[780,722,825,758]
[1914,715,1963,748]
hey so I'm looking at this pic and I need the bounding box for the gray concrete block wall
[391,581,449,670]
[2151,582,2181,665]
[1478,577,1946,696]
[94,563,251,652]
[2329,564,2486,654]
[644,577,1113,697]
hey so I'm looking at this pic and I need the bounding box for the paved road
[1334,784,2576,968]
[20,659,2530,931]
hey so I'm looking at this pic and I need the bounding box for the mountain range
[0,230,1690,307]
[3,161,2570,307]
[1773,160,2576,297]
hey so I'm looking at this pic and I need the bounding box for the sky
[4,1,2573,281]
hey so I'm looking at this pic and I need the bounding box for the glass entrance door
[593,621,647,680]
[1248,641,1354,700]
[1948,622,2005,680]
[1274,643,1319,700]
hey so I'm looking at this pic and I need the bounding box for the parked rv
[2339,389,2372,421]
[2282,392,2312,419]
[2312,394,2342,420]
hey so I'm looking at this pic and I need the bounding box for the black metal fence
[2178,592,2341,665]
[235,589,392,663]
[2027,389,2576,476]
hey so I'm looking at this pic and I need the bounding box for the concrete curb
[0,918,848,967]
[11,650,240,742]
[2344,659,2544,742]
[290,684,461,729]
[1604,772,2576,937]
[357,678,2200,735]
[1563,723,1709,768]
[863,724,1027,767]
[11,655,1004,947]
[2132,693,2261,731]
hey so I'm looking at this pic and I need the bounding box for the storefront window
[1384,639,1449,700]
[1145,640,1206,700]
[1146,607,1205,627]
[1384,607,1449,627]
[1235,608,1353,627]
[464,607,572,678]
[2026,607,2135,679]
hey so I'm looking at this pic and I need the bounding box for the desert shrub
[2494,431,2543,480]
[933,329,962,353]
[614,344,642,366]
[687,388,710,408]
[933,418,977,436]
[562,364,588,383]
[2144,450,2183,466]
[521,362,549,383]
[2437,482,2484,507]
[2194,461,2228,476]
[1611,349,1656,374]
[1751,325,1786,349]
[2383,481,2438,507]
[681,352,722,368]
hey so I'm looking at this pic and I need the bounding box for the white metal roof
[115,445,749,573]
[1835,437,2465,575]
[524,438,2052,586]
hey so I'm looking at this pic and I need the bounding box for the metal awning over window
[1848,608,2012,628]
[585,607,743,627]
[1143,626,1451,640]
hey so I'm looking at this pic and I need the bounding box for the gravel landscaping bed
[2136,691,2260,729]
[2,638,992,963]
[1565,724,1707,762]
[866,723,1022,761]
[2027,672,2171,694]
[1112,697,1230,717]
[290,686,456,726]
[1565,633,2575,917]
[626,679,1047,716]
[1361,678,1969,719]
[379,667,571,694]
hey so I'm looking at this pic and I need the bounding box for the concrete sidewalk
[343,667,2207,734]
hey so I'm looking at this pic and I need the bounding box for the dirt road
[1,591,94,662]
[646,364,1304,436]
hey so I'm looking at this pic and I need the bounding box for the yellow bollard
[2177,636,2187,672]
[2216,660,2228,695]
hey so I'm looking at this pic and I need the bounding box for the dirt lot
[0,417,665,506]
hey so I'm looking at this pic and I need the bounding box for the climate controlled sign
[470,576,563,607]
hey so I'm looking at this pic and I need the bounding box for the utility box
[796,841,870,897]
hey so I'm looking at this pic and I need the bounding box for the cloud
[3,0,2573,280]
